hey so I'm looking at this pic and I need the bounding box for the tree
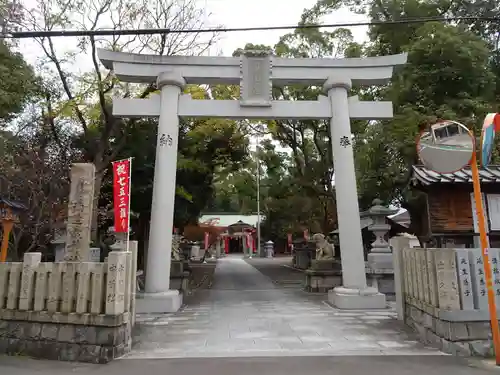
[224,0,499,239]
[0,0,39,122]
[210,136,337,240]
[228,4,368,234]
[0,106,76,259]
[0,0,23,34]
[18,0,218,240]
[353,6,497,210]
[0,41,37,122]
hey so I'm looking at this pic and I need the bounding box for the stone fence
[0,243,137,363]
[395,245,496,357]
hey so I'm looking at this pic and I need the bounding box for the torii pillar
[139,72,185,313]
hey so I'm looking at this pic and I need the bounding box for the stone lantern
[366,198,398,270]
[264,240,274,258]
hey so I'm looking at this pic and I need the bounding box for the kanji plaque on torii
[239,50,272,107]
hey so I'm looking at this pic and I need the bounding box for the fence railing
[0,244,137,318]
[400,247,500,311]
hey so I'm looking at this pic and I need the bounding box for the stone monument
[63,163,96,262]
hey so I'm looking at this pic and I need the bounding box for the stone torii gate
[98,49,407,313]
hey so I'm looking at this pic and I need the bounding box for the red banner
[112,159,131,233]
[303,229,309,241]
[287,233,292,245]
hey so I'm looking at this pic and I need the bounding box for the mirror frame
[416,120,475,174]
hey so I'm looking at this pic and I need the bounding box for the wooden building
[409,164,500,248]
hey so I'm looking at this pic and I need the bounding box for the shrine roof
[0,196,27,210]
[411,165,500,186]
[198,213,265,228]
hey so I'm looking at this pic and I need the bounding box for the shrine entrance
[98,49,407,313]
[228,237,243,254]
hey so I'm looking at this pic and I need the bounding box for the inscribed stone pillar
[64,163,95,261]
[106,251,127,315]
[324,76,385,309]
[18,252,41,311]
[401,247,412,301]
[388,235,408,320]
[434,249,460,310]
[469,248,488,310]
[455,249,474,310]
[489,248,500,306]
[411,249,422,304]
[6,263,22,309]
[418,249,430,304]
[426,249,439,307]
[415,249,425,304]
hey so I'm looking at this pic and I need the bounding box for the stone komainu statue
[312,233,335,260]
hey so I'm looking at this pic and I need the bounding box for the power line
[1,16,499,39]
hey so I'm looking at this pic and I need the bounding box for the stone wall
[0,245,137,363]
[396,246,500,357]
[404,304,492,356]
[0,311,130,363]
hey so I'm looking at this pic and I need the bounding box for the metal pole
[256,137,261,257]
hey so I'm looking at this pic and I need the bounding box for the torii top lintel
[97,49,407,87]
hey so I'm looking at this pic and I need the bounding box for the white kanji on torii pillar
[98,49,407,312]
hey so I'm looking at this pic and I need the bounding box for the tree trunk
[91,170,105,243]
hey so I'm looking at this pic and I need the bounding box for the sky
[199,0,369,55]
[19,0,370,69]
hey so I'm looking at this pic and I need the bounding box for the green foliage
[3,0,500,246]
[0,41,38,122]
[355,7,497,208]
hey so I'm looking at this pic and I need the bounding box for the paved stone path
[127,256,443,359]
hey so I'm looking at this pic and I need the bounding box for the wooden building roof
[411,165,500,186]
